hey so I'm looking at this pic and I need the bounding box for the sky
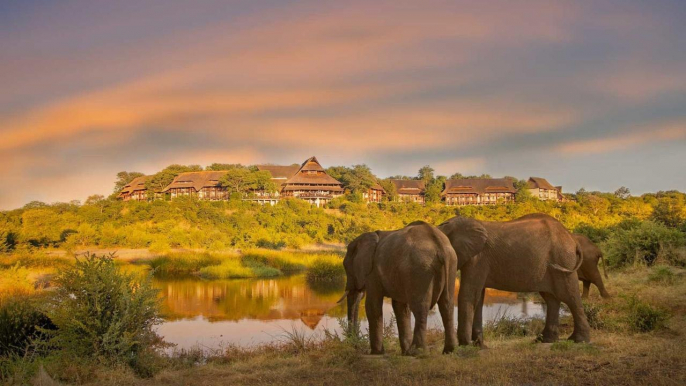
[1,0,685,209]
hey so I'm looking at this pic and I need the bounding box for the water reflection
[153,275,545,350]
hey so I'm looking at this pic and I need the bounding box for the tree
[651,193,686,228]
[206,163,244,171]
[220,168,276,196]
[449,173,492,180]
[378,179,397,201]
[326,164,377,193]
[113,171,145,194]
[424,176,446,204]
[417,165,435,183]
[614,186,631,199]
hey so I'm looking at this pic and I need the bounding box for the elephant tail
[549,243,584,274]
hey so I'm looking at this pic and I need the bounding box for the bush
[582,301,605,329]
[198,258,281,279]
[603,221,685,267]
[624,295,670,333]
[484,311,544,339]
[45,253,161,372]
[0,296,54,357]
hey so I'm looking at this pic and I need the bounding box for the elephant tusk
[336,290,349,304]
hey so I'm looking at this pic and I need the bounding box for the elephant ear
[438,217,488,269]
[343,232,379,290]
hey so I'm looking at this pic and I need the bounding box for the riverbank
[6,265,684,385]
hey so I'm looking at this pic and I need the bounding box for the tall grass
[143,252,225,275]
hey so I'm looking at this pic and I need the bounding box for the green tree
[113,171,145,194]
[378,179,397,201]
[417,165,435,183]
[206,163,244,171]
[615,186,631,199]
[220,168,275,196]
[425,176,446,204]
[327,164,377,193]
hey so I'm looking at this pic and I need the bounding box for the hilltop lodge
[118,156,563,207]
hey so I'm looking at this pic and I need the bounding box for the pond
[153,274,547,351]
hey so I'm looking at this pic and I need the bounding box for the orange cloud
[555,121,686,155]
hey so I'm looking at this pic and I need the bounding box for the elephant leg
[437,287,457,354]
[539,292,560,343]
[409,305,429,354]
[590,271,611,299]
[558,277,592,343]
[471,287,486,348]
[366,293,385,354]
[581,281,591,299]
[458,268,486,346]
[392,300,412,355]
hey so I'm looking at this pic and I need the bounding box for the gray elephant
[339,221,457,355]
[438,213,591,346]
[573,234,610,298]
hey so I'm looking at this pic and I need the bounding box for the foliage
[624,295,670,333]
[603,220,685,267]
[144,252,224,275]
[327,165,378,194]
[0,295,54,357]
[45,253,161,368]
[219,166,276,195]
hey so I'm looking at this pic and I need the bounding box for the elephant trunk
[346,290,364,336]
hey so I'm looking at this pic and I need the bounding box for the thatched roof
[118,176,148,197]
[161,171,227,192]
[442,178,516,196]
[389,179,425,195]
[282,156,344,188]
[526,177,556,190]
[256,165,300,179]
[370,181,385,192]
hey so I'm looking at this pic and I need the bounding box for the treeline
[1,186,685,268]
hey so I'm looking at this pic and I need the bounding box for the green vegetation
[483,312,545,339]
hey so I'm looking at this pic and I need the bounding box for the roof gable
[118,176,148,197]
[526,177,556,190]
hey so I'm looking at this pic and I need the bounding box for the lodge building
[526,177,564,201]
[117,176,149,202]
[262,156,345,207]
[442,178,517,206]
[389,179,426,204]
[160,171,229,200]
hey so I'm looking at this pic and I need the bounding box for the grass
[648,265,677,285]
[137,249,343,280]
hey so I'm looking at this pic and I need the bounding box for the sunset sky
[1,0,685,209]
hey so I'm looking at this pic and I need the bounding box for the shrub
[45,253,161,372]
[624,295,670,333]
[582,301,605,329]
[198,258,280,279]
[603,221,685,267]
[0,295,54,357]
[484,311,544,339]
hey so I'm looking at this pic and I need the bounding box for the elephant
[339,221,457,355]
[573,234,610,298]
[438,213,591,346]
